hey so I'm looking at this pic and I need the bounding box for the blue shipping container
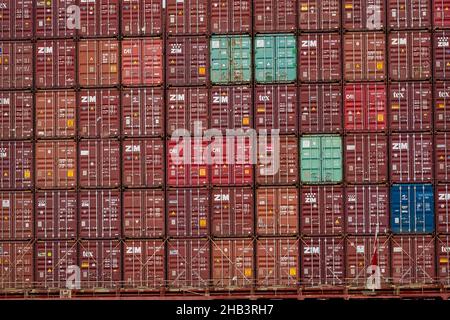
[390,184,434,234]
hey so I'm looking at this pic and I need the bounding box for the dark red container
[0,191,32,240]
[436,133,450,182]
[345,134,388,183]
[211,187,253,237]
[123,190,165,238]
[388,0,431,29]
[79,89,120,138]
[437,236,450,284]
[0,141,33,189]
[436,185,450,234]
[122,0,163,36]
[256,187,298,236]
[300,186,343,235]
[346,185,389,234]
[0,242,33,289]
[390,133,433,183]
[344,32,386,81]
[124,240,165,289]
[122,38,163,86]
[391,236,435,285]
[36,141,76,189]
[79,240,121,288]
[300,84,341,134]
[167,239,210,289]
[389,31,432,81]
[255,85,297,134]
[434,0,450,28]
[389,82,432,132]
[166,0,208,35]
[78,40,119,87]
[36,90,76,138]
[299,33,341,82]
[35,0,76,38]
[435,31,450,80]
[166,37,208,86]
[435,82,450,131]
[35,191,77,239]
[79,140,120,188]
[344,83,387,132]
[0,0,33,39]
[0,91,33,139]
[122,138,164,188]
[253,0,297,32]
[0,42,33,89]
[301,237,345,286]
[211,0,251,33]
[298,0,340,31]
[167,188,209,237]
[79,190,121,239]
[79,0,119,37]
[343,0,385,30]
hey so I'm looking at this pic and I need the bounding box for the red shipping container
[79,89,120,138]
[79,240,121,288]
[36,141,76,189]
[167,239,210,289]
[300,186,343,235]
[123,138,164,188]
[255,85,297,134]
[122,38,163,86]
[211,86,252,134]
[0,242,33,289]
[212,239,253,289]
[257,238,298,288]
[35,0,76,38]
[256,187,298,236]
[123,190,165,238]
[390,133,433,183]
[345,134,388,183]
[344,32,386,81]
[36,40,75,88]
[166,37,208,86]
[0,141,32,189]
[122,0,163,36]
[254,0,297,32]
[166,0,208,35]
[344,83,387,132]
[36,90,76,138]
[0,42,33,89]
[436,185,450,234]
[346,236,390,287]
[300,84,341,134]
[391,236,435,285]
[437,236,450,284]
[79,190,120,239]
[434,0,450,28]
[35,191,77,239]
[389,82,432,132]
[257,136,299,185]
[389,31,431,81]
[79,0,119,37]
[211,187,253,237]
[301,237,345,286]
[0,0,33,39]
[0,91,33,139]
[124,240,165,289]
[388,0,431,29]
[123,88,164,137]
[36,241,77,288]
[0,192,32,240]
[78,40,119,87]
[436,133,450,182]
[167,188,209,237]
[436,82,450,131]
[298,0,340,31]
[346,185,389,234]
[211,0,251,33]
[343,0,385,30]
[299,33,341,82]
[435,31,450,80]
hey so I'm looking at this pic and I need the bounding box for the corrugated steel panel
[35,0,76,38]
[390,184,434,234]
[434,0,450,28]
[122,0,163,36]
[300,186,343,235]
[388,0,431,29]
[0,91,33,139]
[435,82,450,131]
[0,0,33,39]
[435,31,450,80]
[0,42,33,89]
[437,236,450,285]
[166,0,208,35]
[436,185,450,234]
[211,0,251,33]
[0,141,33,189]
[300,84,341,134]
[0,191,32,240]
[256,187,298,236]
[298,0,340,31]
[79,0,119,37]
[436,133,450,182]
[343,0,385,30]
[254,0,296,32]
[0,242,33,289]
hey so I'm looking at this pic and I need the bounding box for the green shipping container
[301,135,342,183]
[210,35,251,84]
[254,34,297,83]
